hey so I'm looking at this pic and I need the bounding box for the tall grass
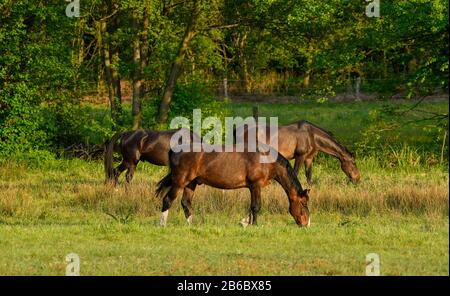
[0,157,447,225]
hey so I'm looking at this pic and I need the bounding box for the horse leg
[113,162,127,186]
[250,186,262,225]
[293,155,304,176]
[125,161,138,184]
[181,182,197,225]
[160,186,183,227]
[241,185,261,226]
[304,158,313,187]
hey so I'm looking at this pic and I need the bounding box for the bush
[0,83,52,155]
[298,82,336,103]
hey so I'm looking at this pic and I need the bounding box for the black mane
[275,152,304,194]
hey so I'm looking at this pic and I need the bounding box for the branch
[91,10,118,23]
[397,96,426,116]
[163,0,188,14]
[403,113,448,126]
[201,23,240,32]
[410,108,448,117]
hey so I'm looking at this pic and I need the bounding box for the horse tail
[104,131,123,183]
[156,172,172,198]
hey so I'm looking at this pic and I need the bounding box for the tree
[157,0,199,125]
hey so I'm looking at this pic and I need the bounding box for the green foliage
[0,0,448,156]
[171,83,230,122]
[298,83,336,103]
[0,83,49,154]
[355,102,448,167]
[142,82,231,130]
[8,150,57,169]
[0,0,87,154]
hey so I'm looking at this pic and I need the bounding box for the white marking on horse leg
[307,214,311,227]
[160,210,169,226]
[186,215,193,225]
[240,217,249,228]
[240,214,252,228]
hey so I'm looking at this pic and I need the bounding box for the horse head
[341,155,360,184]
[290,189,310,227]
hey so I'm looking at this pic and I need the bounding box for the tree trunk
[407,47,417,75]
[241,56,250,93]
[131,3,150,130]
[140,3,150,94]
[157,1,198,125]
[101,1,122,123]
[101,20,117,121]
[77,19,85,68]
[303,68,311,87]
[383,50,388,79]
[131,10,142,130]
[236,32,249,93]
[101,2,122,123]
[96,21,105,101]
[111,51,122,116]
[111,10,122,119]
[303,45,313,88]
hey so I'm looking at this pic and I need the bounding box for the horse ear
[301,189,310,196]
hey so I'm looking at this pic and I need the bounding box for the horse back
[171,150,263,189]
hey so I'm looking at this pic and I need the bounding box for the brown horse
[104,128,200,185]
[156,145,310,227]
[236,120,360,186]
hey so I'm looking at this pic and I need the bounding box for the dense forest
[0,0,448,155]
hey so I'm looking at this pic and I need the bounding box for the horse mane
[296,120,355,159]
[275,153,304,195]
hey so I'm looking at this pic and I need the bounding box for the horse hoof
[240,217,250,228]
[160,210,169,226]
[186,215,193,225]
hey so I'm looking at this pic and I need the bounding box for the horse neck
[314,133,351,161]
[274,161,301,200]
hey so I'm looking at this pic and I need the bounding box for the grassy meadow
[0,99,448,275]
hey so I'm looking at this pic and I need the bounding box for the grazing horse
[236,120,360,186]
[156,145,310,227]
[104,128,200,185]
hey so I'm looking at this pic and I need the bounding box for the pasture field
[0,100,448,275]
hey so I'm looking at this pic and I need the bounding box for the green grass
[0,213,447,275]
[0,99,448,275]
[0,156,447,275]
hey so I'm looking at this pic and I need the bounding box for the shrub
[0,83,51,155]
